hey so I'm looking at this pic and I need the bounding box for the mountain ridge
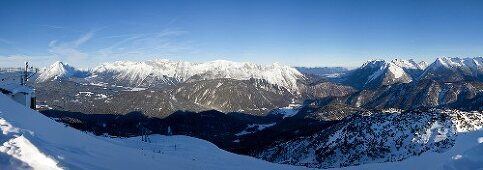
[38,59,305,93]
[342,57,482,89]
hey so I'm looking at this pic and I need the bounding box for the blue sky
[1,0,483,68]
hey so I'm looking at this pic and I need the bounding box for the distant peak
[52,60,65,66]
[361,59,387,68]
[37,61,85,82]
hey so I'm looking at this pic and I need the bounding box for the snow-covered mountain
[38,59,305,92]
[37,61,89,82]
[0,93,312,170]
[326,57,483,110]
[341,57,483,89]
[342,59,426,89]
[93,59,304,92]
[34,59,358,117]
[420,57,483,82]
[33,57,483,117]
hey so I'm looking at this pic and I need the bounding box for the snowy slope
[0,93,312,170]
[339,128,483,170]
[257,109,483,169]
[91,59,304,92]
[391,59,428,70]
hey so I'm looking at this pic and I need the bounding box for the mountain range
[35,59,354,116]
[38,59,304,92]
[38,57,483,91]
[35,57,483,116]
[23,57,483,169]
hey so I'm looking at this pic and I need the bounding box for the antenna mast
[21,62,37,86]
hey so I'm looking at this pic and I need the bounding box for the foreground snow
[258,109,483,170]
[339,129,483,170]
[0,93,311,170]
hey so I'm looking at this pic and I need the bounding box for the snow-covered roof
[0,82,33,94]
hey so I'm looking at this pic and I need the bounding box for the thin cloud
[39,24,65,29]
[73,31,94,47]
[0,38,13,45]
[98,29,187,39]
[0,54,56,68]
[48,30,95,63]
[96,28,190,60]
[0,54,32,61]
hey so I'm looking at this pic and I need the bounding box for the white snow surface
[333,110,483,170]
[270,104,302,118]
[339,129,483,170]
[235,123,277,136]
[431,57,483,72]
[391,59,428,70]
[0,81,34,94]
[387,63,405,79]
[0,93,313,170]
